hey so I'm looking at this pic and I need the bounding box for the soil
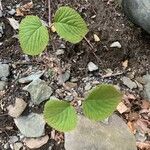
[0,0,150,150]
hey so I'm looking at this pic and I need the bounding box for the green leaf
[19,15,49,56]
[44,100,77,132]
[83,84,122,121]
[54,6,88,44]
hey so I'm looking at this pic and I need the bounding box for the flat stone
[122,76,137,89]
[122,0,150,34]
[65,114,136,150]
[24,135,49,149]
[0,63,10,79]
[23,79,53,105]
[143,74,150,101]
[0,81,6,90]
[7,98,27,118]
[18,71,44,83]
[87,62,98,72]
[14,113,45,137]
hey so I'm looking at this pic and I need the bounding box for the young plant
[18,6,122,132]
[19,6,88,55]
[44,84,122,132]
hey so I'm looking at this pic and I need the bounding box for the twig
[48,0,51,26]
[84,37,102,64]
[101,72,124,78]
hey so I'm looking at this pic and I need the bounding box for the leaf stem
[48,0,51,26]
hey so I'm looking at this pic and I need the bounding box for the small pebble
[8,9,16,15]
[110,41,122,48]
[56,49,65,55]
[85,83,92,91]
[88,62,98,72]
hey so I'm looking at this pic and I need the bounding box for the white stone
[110,41,122,48]
[87,62,98,72]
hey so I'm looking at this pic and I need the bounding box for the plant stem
[48,0,51,26]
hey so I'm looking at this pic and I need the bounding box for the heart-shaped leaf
[54,6,88,43]
[19,15,49,56]
[83,84,122,121]
[44,100,77,132]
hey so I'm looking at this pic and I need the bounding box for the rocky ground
[0,0,150,150]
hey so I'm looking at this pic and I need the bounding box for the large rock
[14,113,45,137]
[65,114,136,150]
[122,0,150,34]
[23,79,53,105]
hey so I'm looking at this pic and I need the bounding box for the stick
[48,0,51,26]
[84,37,102,64]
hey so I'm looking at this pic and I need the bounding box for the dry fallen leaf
[16,1,33,16]
[127,121,136,134]
[51,25,56,32]
[141,100,150,109]
[117,102,128,114]
[136,141,150,150]
[135,119,150,134]
[128,112,139,122]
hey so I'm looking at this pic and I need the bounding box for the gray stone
[23,79,53,105]
[84,82,92,91]
[14,113,45,137]
[58,70,70,84]
[9,136,19,143]
[87,62,98,72]
[122,76,137,89]
[0,81,6,90]
[18,71,44,83]
[0,63,10,79]
[8,9,16,15]
[143,74,150,101]
[65,114,136,150]
[122,0,150,34]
